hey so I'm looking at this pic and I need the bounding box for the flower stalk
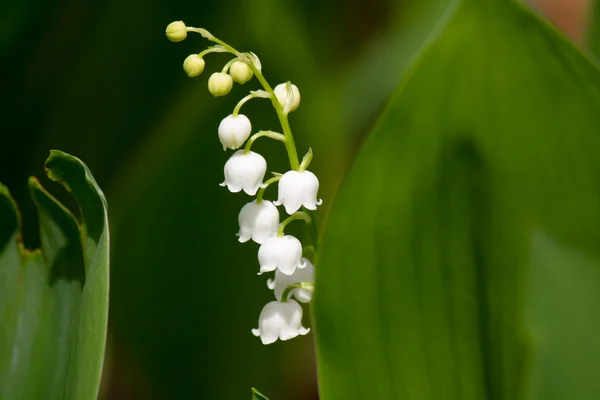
[167,21,322,345]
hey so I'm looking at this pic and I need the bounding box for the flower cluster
[166,21,321,345]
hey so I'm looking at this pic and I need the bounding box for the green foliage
[314,0,600,399]
[0,151,109,400]
[252,387,269,400]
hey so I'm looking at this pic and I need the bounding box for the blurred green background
[0,0,593,398]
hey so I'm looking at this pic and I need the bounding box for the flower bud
[183,54,205,77]
[208,72,233,97]
[258,235,306,275]
[251,300,309,345]
[165,21,187,42]
[238,200,279,244]
[220,150,267,195]
[274,83,300,113]
[229,61,253,84]
[274,170,322,215]
[218,114,251,150]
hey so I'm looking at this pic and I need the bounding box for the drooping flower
[251,300,310,345]
[274,83,300,113]
[274,170,322,214]
[238,200,279,244]
[218,114,252,150]
[258,235,305,275]
[220,150,266,195]
[267,257,315,303]
[208,72,233,96]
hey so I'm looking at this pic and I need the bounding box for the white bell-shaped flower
[258,235,306,275]
[218,114,252,150]
[220,150,266,195]
[251,300,310,344]
[274,170,322,214]
[238,200,279,244]
[267,257,315,303]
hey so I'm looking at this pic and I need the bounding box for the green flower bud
[166,21,187,42]
[208,72,233,97]
[183,54,205,77]
[229,61,253,84]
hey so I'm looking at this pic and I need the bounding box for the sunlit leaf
[0,151,109,399]
[314,1,600,399]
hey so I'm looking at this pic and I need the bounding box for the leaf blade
[0,151,109,400]
[314,1,600,399]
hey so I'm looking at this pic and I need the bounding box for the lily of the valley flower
[274,170,322,214]
[267,257,315,303]
[218,114,252,150]
[258,235,305,275]
[238,200,279,244]
[221,150,266,195]
[251,300,310,345]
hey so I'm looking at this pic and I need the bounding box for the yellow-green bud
[229,61,253,84]
[208,73,233,97]
[166,21,187,42]
[183,54,205,77]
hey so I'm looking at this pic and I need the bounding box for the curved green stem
[188,28,300,170]
[244,131,286,154]
[233,90,270,117]
[256,176,281,203]
[221,58,236,73]
[281,282,314,302]
[198,46,228,58]
[277,212,311,237]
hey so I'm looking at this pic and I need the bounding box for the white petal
[298,327,310,335]
[279,328,300,341]
[260,331,279,345]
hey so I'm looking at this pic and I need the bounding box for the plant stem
[196,31,301,170]
[244,131,286,154]
[256,176,281,203]
[277,212,311,236]
[281,282,314,302]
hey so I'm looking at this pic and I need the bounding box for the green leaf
[587,0,600,58]
[314,1,600,399]
[252,387,269,400]
[0,151,109,400]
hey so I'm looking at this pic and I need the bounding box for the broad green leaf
[314,1,600,399]
[587,0,600,58]
[0,151,109,399]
